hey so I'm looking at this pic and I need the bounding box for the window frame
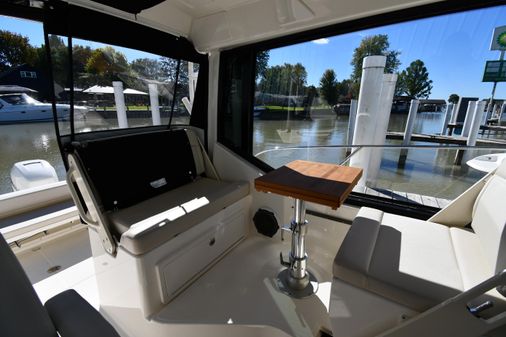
[217,0,506,219]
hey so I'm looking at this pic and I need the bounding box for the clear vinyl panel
[0,16,67,197]
[48,36,195,135]
[251,4,506,204]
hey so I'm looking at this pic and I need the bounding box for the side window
[48,36,196,135]
[222,4,506,204]
[0,15,67,197]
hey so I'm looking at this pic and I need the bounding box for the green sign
[483,60,506,82]
[499,32,506,48]
[491,26,506,50]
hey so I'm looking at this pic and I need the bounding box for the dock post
[500,103,506,125]
[398,99,420,167]
[368,73,398,186]
[448,103,459,135]
[461,101,477,137]
[350,56,386,187]
[148,83,161,126]
[481,102,490,126]
[440,103,453,135]
[455,101,487,165]
[346,99,358,156]
[112,81,128,128]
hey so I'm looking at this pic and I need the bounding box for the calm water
[253,111,503,199]
[0,112,188,194]
[0,110,502,199]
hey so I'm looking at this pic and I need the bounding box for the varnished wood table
[255,160,362,297]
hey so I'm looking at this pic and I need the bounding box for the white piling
[467,101,487,146]
[500,103,506,124]
[148,83,161,126]
[440,103,453,135]
[398,100,419,167]
[112,81,128,128]
[349,55,387,187]
[450,100,459,124]
[461,101,477,137]
[346,99,358,153]
[481,103,490,126]
[403,100,420,146]
[368,73,398,186]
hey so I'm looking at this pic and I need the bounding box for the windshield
[0,93,41,105]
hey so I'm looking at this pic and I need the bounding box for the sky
[267,5,506,100]
[1,4,506,100]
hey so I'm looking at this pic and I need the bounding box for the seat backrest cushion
[74,129,198,211]
[0,234,57,337]
[472,159,506,273]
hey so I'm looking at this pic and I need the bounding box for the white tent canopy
[83,85,148,95]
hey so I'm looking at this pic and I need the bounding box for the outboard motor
[10,159,58,191]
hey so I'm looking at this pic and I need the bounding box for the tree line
[256,34,435,107]
[0,30,188,98]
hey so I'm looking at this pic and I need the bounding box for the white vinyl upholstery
[109,178,249,255]
[333,159,506,312]
[471,167,506,273]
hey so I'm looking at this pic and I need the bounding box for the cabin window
[47,35,196,135]
[20,71,36,78]
[220,3,506,209]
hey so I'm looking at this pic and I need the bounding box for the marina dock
[386,131,506,146]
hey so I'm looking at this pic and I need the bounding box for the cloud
[312,38,329,45]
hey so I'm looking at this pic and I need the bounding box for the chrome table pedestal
[277,198,318,298]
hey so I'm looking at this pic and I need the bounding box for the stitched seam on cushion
[448,228,466,291]
[365,211,383,274]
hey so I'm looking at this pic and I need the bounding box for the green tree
[336,79,352,103]
[131,58,164,80]
[160,58,189,99]
[36,35,69,89]
[0,30,37,72]
[448,93,459,104]
[319,69,339,106]
[350,34,400,97]
[259,63,307,96]
[396,59,433,99]
[72,45,94,88]
[255,50,270,81]
[85,47,130,86]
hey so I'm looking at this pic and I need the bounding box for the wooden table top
[254,160,363,209]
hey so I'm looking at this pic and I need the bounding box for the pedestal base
[276,269,318,298]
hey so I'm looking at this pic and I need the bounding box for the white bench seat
[109,177,249,255]
[333,159,506,315]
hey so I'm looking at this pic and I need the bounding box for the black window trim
[217,0,506,220]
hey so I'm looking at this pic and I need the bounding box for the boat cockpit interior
[1,1,506,337]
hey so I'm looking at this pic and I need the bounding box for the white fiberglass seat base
[27,213,347,337]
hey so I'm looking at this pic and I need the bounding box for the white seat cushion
[108,178,249,255]
[450,227,493,290]
[471,172,506,274]
[334,207,464,311]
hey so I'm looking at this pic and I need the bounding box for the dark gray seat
[0,234,119,337]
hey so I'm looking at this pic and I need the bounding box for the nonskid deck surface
[23,214,348,337]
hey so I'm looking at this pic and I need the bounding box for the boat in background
[0,93,88,124]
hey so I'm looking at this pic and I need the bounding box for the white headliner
[68,0,443,52]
